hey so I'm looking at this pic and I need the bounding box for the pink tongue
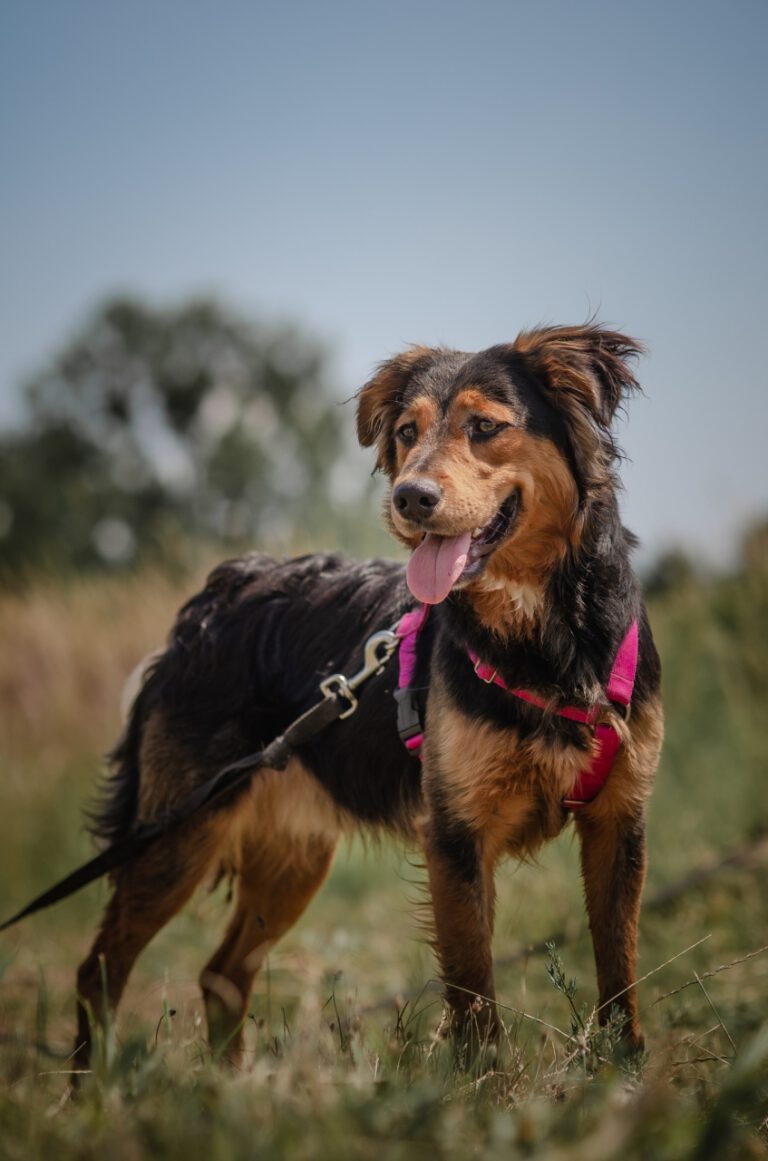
[406,532,472,604]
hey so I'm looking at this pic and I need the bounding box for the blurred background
[1,1,768,1149]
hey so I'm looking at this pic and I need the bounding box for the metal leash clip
[319,628,400,719]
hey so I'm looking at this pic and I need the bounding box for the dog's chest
[423,694,588,856]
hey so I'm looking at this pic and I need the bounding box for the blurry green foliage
[0,297,380,585]
[644,548,699,598]
[645,517,768,867]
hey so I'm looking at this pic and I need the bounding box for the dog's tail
[88,652,164,847]
[87,553,282,847]
[119,648,163,723]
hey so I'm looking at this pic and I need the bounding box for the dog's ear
[512,324,644,491]
[356,346,437,472]
[512,324,643,427]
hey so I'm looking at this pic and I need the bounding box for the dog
[74,323,663,1068]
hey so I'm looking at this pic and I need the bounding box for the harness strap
[563,619,638,809]
[469,620,638,715]
[395,605,639,810]
[394,605,430,753]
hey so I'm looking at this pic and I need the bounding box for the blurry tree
[0,297,375,583]
[643,548,698,597]
[740,517,768,576]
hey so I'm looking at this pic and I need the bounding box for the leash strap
[1,610,639,931]
[0,688,352,933]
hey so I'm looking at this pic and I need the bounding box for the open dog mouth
[406,489,521,604]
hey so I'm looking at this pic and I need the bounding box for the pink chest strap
[396,605,639,810]
[395,604,430,753]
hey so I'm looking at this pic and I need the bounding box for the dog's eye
[396,423,417,445]
[470,417,506,439]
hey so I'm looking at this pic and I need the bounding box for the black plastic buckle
[394,686,424,744]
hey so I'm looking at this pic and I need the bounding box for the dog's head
[356,324,642,606]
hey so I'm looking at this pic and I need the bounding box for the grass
[1,552,768,1159]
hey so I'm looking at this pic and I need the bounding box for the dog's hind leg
[73,814,229,1075]
[200,833,336,1064]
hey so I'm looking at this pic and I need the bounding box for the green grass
[1,550,768,1159]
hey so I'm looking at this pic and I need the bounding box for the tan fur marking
[388,393,580,635]
[200,759,345,1059]
[201,830,336,1060]
[469,434,579,634]
[394,397,441,473]
[425,680,589,861]
[424,682,660,858]
[356,346,438,471]
[472,577,545,623]
[137,717,348,862]
[225,759,351,875]
[449,388,523,426]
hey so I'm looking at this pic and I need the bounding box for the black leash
[0,627,401,933]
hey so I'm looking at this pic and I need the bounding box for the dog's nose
[392,479,442,522]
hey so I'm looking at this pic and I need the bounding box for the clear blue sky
[1,0,766,563]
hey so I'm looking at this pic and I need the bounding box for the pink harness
[395,606,639,811]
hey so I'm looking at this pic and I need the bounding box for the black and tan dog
[74,323,662,1067]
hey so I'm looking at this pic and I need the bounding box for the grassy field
[1,548,767,1159]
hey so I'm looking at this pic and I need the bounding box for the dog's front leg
[420,811,500,1051]
[576,807,647,1051]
